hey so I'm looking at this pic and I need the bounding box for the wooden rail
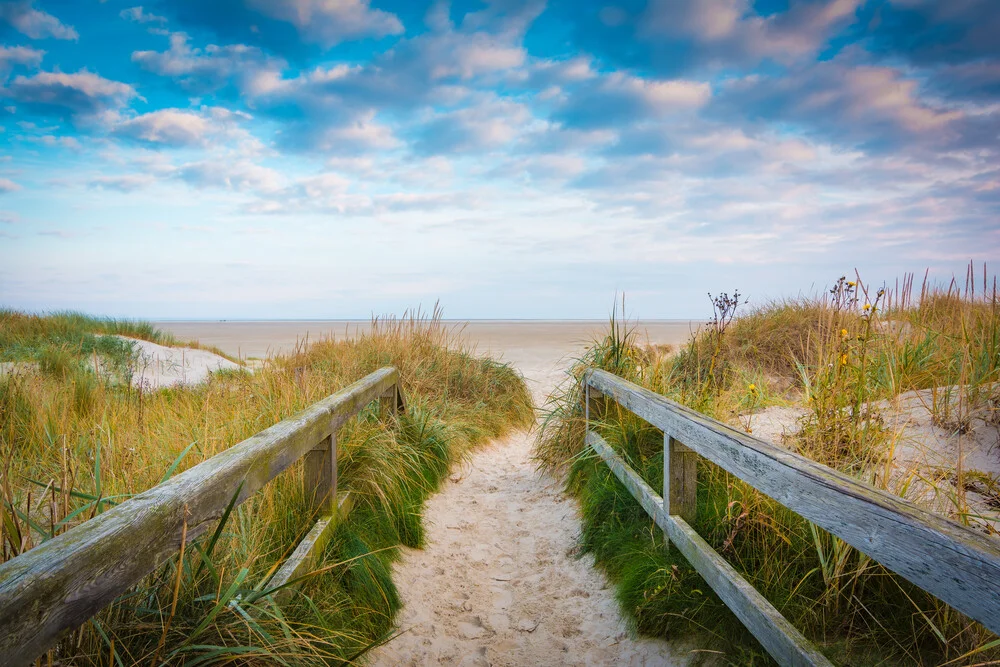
[583,368,1000,666]
[0,367,404,665]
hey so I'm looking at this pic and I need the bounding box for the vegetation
[0,308,534,665]
[536,267,1000,665]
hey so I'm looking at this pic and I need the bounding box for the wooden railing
[0,367,405,665]
[583,368,1000,667]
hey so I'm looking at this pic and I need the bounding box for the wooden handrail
[583,368,1000,666]
[0,367,403,664]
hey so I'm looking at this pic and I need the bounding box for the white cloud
[113,107,253,147]
[245,0,403,47]
[415,96,534,154]
[642,0,861,65]
[3,70,138,119]
[132,32,284,94]
[176,158,284,193]
[0,177,21,192]
[120,6,167,24]
[554,71,711,128]
[29,134,81,149]
[0,45,44,75]
[88,174,155,192]
[0,1,77,40]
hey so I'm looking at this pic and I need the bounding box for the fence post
[665,435,697,523]
[304,433,337,515]
[380,385,399,418]
[663,432,671,549]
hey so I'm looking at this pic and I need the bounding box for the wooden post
[304,433,336,515]
[663,432,671,549]
[379,385,398,418]
[585,382,604,424]
[666,435,697,523]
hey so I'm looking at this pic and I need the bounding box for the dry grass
[536,265,1000,666]
[1,307,533,665]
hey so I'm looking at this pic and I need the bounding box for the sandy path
[368,349,697,666]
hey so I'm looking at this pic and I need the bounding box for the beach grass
[0,307,534,665]
[536,267,1000,665]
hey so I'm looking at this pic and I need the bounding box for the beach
[151,319,703,665]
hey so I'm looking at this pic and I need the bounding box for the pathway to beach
[154,320,700,666]
[367,326,698,666]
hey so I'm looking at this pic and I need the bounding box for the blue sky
[0,0,997,319]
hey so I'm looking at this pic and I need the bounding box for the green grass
[536,268,1000,666]
[1,307,534,665]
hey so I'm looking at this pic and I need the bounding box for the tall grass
[1,307,534,665]
[536,266,1000,665]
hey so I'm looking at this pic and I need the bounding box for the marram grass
[536,269,1000,666]
[0,308,533,665]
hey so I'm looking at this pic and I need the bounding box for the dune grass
[1,308,534,665]
[536,268,1000,666]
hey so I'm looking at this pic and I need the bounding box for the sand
[0,337,242,390]
[367,331,701,667]
[745,391,1000,532]
[118,337,242,390]
[152,320,700,365]
[154,320,701,665]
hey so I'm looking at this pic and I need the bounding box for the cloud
[243,170,478,216]
[0,176,21,192]
[0,1,77,40]
[175,158,283,192]
[3,69,138,120]
[553,72,711,129]
[414,96,534,154]
[88,174,155,192]
[113,106,252,147]
[554,0,861,76]
[712,58,965,151]
[642,0,861,61]
[120,6,167,24]
[152,0,402,58]
[0,45,43,76]
[132,32,283,94]
[867,0,1000,66]
[244,0,403,48]
[294,111,399,154]
[27,134,81,149]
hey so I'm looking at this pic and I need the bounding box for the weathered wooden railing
[0,367,405,665]
[583,368,1000,667]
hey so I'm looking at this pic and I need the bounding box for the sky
[0,0,997,320]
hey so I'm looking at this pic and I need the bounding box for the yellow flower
[864,303,871,311]
[840,328,848,338]
[840,353,848,365]
[847,281,856,287]
[748,383,757,392]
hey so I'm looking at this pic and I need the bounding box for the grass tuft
[1,306,533,664]
[537,266,1000,665]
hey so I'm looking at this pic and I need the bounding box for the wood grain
[270,492,355,603]
[0,367,400,665]
[588,430,831,666]
[584,368,1000,636]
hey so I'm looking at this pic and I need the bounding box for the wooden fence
[0,367,404,665]
[583,368,1000,667]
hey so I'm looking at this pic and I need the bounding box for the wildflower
[840,328,848,338]
[847,281,856,287]
[748,383,757,392]
[840,353,848,365]
[864,303,871,311]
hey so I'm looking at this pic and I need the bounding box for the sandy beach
[153,320,699,363]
